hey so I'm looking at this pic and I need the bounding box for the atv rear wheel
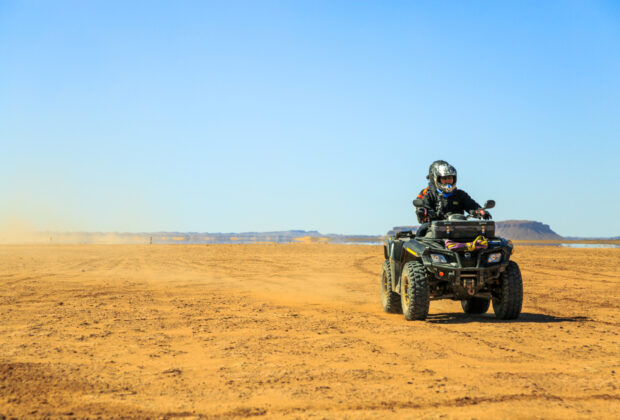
[461,297,490,314]
[400,261,430,321]
[381,260,402,313]
[492,261,523,320]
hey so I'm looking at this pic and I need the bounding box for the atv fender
[390,258,402,292]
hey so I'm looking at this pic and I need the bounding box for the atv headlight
[431,254,447,264]
[487,253,502,263]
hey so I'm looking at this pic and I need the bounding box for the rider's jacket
[413,184,432,223]
[421,188,481,221]
[415,185,430,201]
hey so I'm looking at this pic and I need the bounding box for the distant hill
[387,226,418,236]
[388,220,563,240]
[17,230,382,245]
[495,220,562,240]
[0,222,577,244]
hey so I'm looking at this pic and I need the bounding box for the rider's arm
[421,191,438,220]
[413,187,430,223]
[459,190,482,214]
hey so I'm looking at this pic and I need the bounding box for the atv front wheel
[461,297,490,314]
[400,261,430,321]
[381,260,402,314]
[492,261,523,320]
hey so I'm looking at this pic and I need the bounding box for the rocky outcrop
[495,220,562,240]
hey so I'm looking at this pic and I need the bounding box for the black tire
[400,261,430,321]
[492,261,523,320]
[461,297,490,314]
[381,260,402,314]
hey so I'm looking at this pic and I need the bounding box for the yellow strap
[406,248,418,256]
[466,235,487,251]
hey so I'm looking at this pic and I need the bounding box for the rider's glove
[475,209,491,220]
[415,207,428,223]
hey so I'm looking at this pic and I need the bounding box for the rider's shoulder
[424,188,440,199]
[454,189,472,198]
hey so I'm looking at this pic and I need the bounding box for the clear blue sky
[1,0,619,237]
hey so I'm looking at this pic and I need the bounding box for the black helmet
[426,160,450,180]
[430,162,457,194]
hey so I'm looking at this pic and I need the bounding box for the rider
[414,160,449,223]
[416,162,490,237]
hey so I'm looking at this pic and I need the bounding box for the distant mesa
[495,220,562,240]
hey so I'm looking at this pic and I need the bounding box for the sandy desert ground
[0,243,618,419]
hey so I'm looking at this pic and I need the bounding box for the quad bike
[381,200,523,321]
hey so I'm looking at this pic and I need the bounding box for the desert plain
[0,243,618,419]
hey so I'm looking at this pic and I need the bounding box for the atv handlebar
[466,211,492,220]
[470,200,495,220]
[413,198,495,221]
